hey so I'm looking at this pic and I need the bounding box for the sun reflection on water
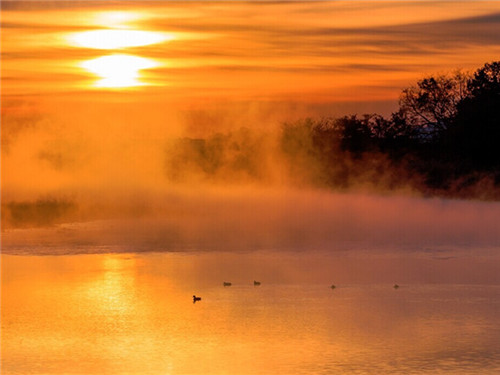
[3,253,500,374]
[82,255,137,316]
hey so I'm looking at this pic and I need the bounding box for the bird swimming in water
[393,284,400,289]
[223,282,232,287]
[193,295,201,303]
[330,284,336,289]
[253,280,261,286]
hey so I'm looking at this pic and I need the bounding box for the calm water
[2,252,500,375]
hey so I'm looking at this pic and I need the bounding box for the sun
[80,54,159,88]
[68,28,170,88]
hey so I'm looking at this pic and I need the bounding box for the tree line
[165,61,500,199]
[4,62,500,229]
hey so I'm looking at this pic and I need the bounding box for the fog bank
[3,188,499,256]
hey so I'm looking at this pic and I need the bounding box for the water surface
[2,252,500,375]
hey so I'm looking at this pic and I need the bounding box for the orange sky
[2,1,500,199]
[3,1,500,106]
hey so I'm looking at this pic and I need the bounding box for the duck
[253,280,261,286]
[393,284,400,289]
[193,295,201,302]
[223,282,232,287]
[330,284,336,289]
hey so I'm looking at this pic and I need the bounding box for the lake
[2,251,500,375]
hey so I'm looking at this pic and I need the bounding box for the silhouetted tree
[449,61,500,169]
[399,72,470,138]
[336,115,375,155]
[467,61,500,98]
[162,61,500,198]
[3,198,77,228]
[166,129,270,182]
[280,118,339,186]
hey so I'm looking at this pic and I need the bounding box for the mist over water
[2,104,500,284]
[2,188,499,249]
[2,186,499,283]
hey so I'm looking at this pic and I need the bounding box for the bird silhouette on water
[193,295,201,303]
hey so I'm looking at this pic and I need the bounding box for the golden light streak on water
[2,253,500,375]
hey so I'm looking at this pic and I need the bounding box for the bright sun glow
[69,29,174,50]
[81,54,159,88]
[93,12,143,28]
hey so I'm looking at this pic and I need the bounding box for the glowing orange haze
[4,6,500,374]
